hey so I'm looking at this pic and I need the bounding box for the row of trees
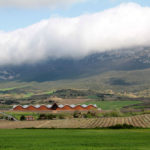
[19,111,99,121]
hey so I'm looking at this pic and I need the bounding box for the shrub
[10,118,14,121]
[47,114,56,120]
[83,111,98,118]
[5,116,8,120]
[108,124,135,129]
[58,114,65,119]
[38,114,47,120]
[38,114,58,120]
[102,110,123,117]
[73,111,81,118]
[143,110,150,114]
[0,114,3,119]
[20,115,26,121]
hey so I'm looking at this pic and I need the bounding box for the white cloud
[0,2,150,65]
[0,0,85,8]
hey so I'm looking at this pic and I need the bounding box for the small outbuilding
[25,116,34,121]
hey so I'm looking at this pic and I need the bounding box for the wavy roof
[13,104,97,109]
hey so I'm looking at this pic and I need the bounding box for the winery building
[13,103,98,111]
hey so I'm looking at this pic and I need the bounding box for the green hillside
[0,68,150,97]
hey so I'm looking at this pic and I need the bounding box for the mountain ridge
[0,47,150,82]
[0,47,150,94]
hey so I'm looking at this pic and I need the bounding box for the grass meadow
[85,100,141,110]
[0,129,150,150]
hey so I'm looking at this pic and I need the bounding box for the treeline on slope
[52,89,111,99]
[0,86,33,94]
[0,88,144,109]
[1,88,114,101]
[1,88,142,101]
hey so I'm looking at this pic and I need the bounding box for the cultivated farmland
[1,114,150,129]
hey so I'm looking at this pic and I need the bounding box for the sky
[1,0,150,31]
[0,0,150,65]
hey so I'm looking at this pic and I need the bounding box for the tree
[20,115,26,121]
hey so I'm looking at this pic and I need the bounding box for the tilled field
[1,114,150,129]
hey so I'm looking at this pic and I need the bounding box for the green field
[0,129,150,150]
[85,100,141,110]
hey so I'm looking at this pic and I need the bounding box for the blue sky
[0,0,150,31]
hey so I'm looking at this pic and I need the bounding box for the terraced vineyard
[0,114,150,128]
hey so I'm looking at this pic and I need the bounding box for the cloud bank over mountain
[0,3,150,65]
[0,0,85,8]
